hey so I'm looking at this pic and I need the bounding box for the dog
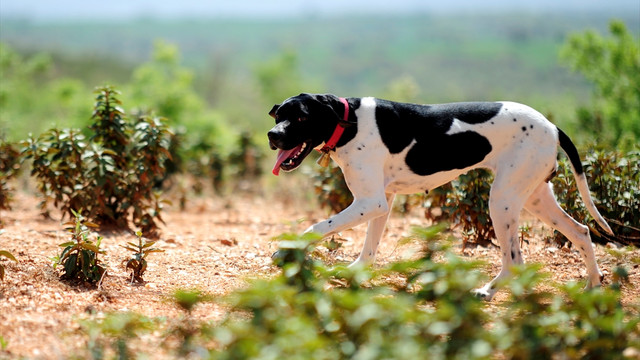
[267,93,614,300]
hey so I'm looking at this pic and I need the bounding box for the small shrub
[122,230,164,283]
[551,148,640,246]
[21,86,172,235]
[21,128,86,217]
[53,209,107,285]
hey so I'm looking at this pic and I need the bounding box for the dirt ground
[1,189,639,359]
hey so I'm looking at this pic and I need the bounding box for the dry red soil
[1,190,638,359]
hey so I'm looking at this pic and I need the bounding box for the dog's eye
[297,117,307,122]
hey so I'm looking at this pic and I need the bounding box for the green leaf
[0,251,17,262]
[122,246,139,253]
[81,243,100,253]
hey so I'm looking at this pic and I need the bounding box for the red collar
[319,97,349,153]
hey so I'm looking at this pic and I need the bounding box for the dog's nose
[267,129,282,146]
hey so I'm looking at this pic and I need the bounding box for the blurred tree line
[561,20,639,150]
[1,19,638,202]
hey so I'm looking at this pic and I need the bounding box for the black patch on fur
[375,100,500,175]
[557,127,583,175]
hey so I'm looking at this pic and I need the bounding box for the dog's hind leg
[349,193,396,267]
[524,182,603,288]
[473,186,526,301]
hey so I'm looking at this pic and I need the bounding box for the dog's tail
[557,127,614,236]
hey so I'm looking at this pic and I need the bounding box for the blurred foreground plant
[73,225,639,359]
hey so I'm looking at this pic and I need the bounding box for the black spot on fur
[375,99,500,155]
[513,118,517,122]
[511,250,516,260]
[405,131,492,175]
[521,126,527,132]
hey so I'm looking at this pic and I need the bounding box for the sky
[2,0,638,21]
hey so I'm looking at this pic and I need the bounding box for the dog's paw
[472,287,496,301]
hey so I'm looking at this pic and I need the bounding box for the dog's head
[267,93,351,176]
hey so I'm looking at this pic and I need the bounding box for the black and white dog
[267,93,613,300]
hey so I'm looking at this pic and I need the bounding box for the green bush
[551,148,640,246]
[21,86,172,235]
[561,20,640,149]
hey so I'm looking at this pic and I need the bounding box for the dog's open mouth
[272,140,313,176]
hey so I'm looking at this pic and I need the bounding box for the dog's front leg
[349,193,395,267]
[305,194,390,238]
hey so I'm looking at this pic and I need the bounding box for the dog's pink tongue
[272,148,297,176]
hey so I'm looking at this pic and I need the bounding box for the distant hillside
[1,12,637,104]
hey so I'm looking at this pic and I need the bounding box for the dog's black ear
[316,94,356,127]
[269,104,280,119]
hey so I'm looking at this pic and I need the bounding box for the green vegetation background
[2,12,638,148]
